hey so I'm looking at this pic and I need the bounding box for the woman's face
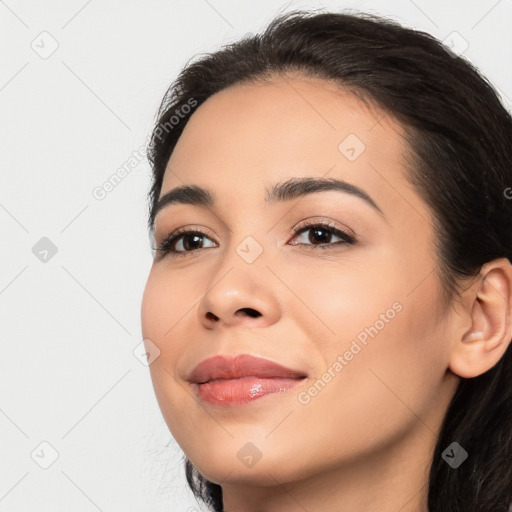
[141,75,459,489]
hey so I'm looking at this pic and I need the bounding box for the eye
[288,220,356,249]
[154,227,217,258]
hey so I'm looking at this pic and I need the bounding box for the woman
[141,9,512,512]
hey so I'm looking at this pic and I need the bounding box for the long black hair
[146,9,512,512]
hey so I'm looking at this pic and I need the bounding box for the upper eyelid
[161,221,340,238]
[292,217,355,238]
[156,216,353,238]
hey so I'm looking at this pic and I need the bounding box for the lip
[187,354,308,407]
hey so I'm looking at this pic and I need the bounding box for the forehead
[160,75,428,223]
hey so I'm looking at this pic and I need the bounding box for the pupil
[186,234,203,250]
[311,228,330,244]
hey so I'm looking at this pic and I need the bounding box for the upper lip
[187,354,308,384]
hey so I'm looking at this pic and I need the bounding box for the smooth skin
[141,74,512,512]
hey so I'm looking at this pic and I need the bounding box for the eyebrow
[152,177,384,223]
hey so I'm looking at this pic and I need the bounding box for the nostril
[206,312,219,321]
[237,308,261,318]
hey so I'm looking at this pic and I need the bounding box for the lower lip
[194,377,305,406]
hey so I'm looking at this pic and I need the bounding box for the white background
[1,1,511,511]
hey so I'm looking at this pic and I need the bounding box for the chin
[185,441,316,488]
[193,460,299,488]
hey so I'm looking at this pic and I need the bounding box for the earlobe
[448,258,512,379]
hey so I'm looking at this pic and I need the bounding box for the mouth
[187,354,308,407]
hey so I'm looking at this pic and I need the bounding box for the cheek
[142,266,191,338]
[140,268,197,435]
[140,267,197,372]
[283,255,403,351]
[291,258,446,420]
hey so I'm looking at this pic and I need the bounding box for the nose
[197,245,282,330]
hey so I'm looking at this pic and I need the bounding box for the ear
[449,257,512,379]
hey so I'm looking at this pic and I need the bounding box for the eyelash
[154,220,356,259]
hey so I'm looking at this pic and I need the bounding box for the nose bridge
[210,228,270,298]
[219,208,273,269]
